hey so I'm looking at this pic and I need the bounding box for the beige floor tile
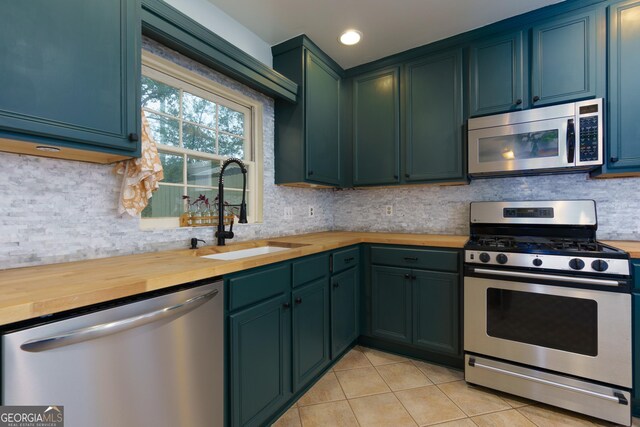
[472,409,536,427]
[517,404,613,426]
[333,348,373,371]
[495,391,532,408]
[272,406,302,427]
[633,417,640,427]
[395,385,467,426]
[349,392,418,427]
[298,401,359,427]
[362,347,409,366]
[437,381,511,417]
[335,366,391,398]
[431,420,477,427]
[413,360,464,384]
[297,372,346,406]
[376,361,432,391]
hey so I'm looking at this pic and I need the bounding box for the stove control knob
[479,253,491,263]
[569,258,585,270]
[496,254,508,264]
[591,259,609,272]
[532,258,543,267]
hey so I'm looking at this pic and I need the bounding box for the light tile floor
[272,346,639,427]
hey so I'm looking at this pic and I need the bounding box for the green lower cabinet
[229,294,292,427]
[331,267,359,357]
[371,266,412,343]
[634,293,640,416]
[412,270,460,356]
[292,279,331,392]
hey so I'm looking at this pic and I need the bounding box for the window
[140,52,263,228]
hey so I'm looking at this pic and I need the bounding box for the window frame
[139,51,263,229]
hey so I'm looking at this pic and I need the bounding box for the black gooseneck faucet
[216,158,248,246]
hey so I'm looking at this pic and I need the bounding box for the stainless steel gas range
[463,200,632,426]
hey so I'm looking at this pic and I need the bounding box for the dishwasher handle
[20,288,219,353]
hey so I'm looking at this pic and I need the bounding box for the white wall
[165,0,273,67]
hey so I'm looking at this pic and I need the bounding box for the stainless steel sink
[200,246,291,261]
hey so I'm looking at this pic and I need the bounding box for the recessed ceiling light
[339,30,362,46]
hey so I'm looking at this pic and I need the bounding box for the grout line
[344,398,363,427]
[516,407,543,427]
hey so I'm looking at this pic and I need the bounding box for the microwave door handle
[566,119,576,164]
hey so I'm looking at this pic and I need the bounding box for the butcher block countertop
[0,232,469,326]
[602,240,640,259]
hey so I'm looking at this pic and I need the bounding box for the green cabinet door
[607,0,640,171]
[292,278,331,392]
[469,31,526,116]
[353,67,401,186]
[633,292,640,416]
[371,266,412,343]
[404,49,464,183]
[230,295,292,427]
[305,50,341,185]
[531,10,597,107]
[0,0,140,155]
[412,270,460,356]
[273,37,343,187]
[331,267,359,357]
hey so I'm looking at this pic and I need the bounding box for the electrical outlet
[284,207,293,220]
[308,206,315,218]
[385,205,393,216]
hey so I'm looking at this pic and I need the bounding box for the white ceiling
[207,0,564,69]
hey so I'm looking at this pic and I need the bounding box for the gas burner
[464,201,630,277]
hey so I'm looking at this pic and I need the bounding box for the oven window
[478,130,559,163]
[486,288,597,356]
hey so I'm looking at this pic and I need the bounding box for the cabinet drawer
[633,260,640,292]
[371,246,459,272]
[332,247,360,274]
[293,253,329,288]
[228,264,291,311]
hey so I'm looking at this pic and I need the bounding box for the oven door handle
[471,268,623,287]
[468,358,628,405]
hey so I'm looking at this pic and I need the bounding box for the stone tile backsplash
[335,173,640,241]
[1,37,639,270]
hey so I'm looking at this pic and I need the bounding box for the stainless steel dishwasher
[2,279,223,427]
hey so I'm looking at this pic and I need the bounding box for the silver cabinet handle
[469,359,627,405]
[20,288,219,353]
[472,268,621,287]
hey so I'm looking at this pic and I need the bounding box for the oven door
[464,272,631,388]
[468,116,574,175]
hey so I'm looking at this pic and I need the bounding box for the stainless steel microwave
[468,99,603,177]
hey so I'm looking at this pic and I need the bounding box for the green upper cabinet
[292,278,331,392]
[0,0,141,162]
[605,0,640,173]
[469,31,526,116]
[273,36,343,187]
[352,67,401,186]
[404,49,464,183]
[531,10,599,107]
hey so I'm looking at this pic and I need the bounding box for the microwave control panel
[579,116,599,162]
